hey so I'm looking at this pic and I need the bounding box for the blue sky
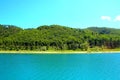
[0,0,120,28]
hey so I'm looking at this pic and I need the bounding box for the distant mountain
[86,27,120,35]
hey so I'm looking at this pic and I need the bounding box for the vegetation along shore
[0,24,120,53]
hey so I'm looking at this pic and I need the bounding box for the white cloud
[101,16,111,21]
[114,16,120,22]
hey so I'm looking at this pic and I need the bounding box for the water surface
[0,53,120,80]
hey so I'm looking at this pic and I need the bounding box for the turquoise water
[0,53,120,80]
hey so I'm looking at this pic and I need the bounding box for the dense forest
[0,24,120,51]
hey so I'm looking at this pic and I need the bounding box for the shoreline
[0,50,120,54]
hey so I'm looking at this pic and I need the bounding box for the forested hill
[87,27,120,35]
[0,24,120,51]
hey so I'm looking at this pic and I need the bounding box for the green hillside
[0,24,120,51]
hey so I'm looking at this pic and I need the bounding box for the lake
[0,53,120,80]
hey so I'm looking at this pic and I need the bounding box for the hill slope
[0,24,120,51]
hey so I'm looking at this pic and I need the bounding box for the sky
[0,0,120,29]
